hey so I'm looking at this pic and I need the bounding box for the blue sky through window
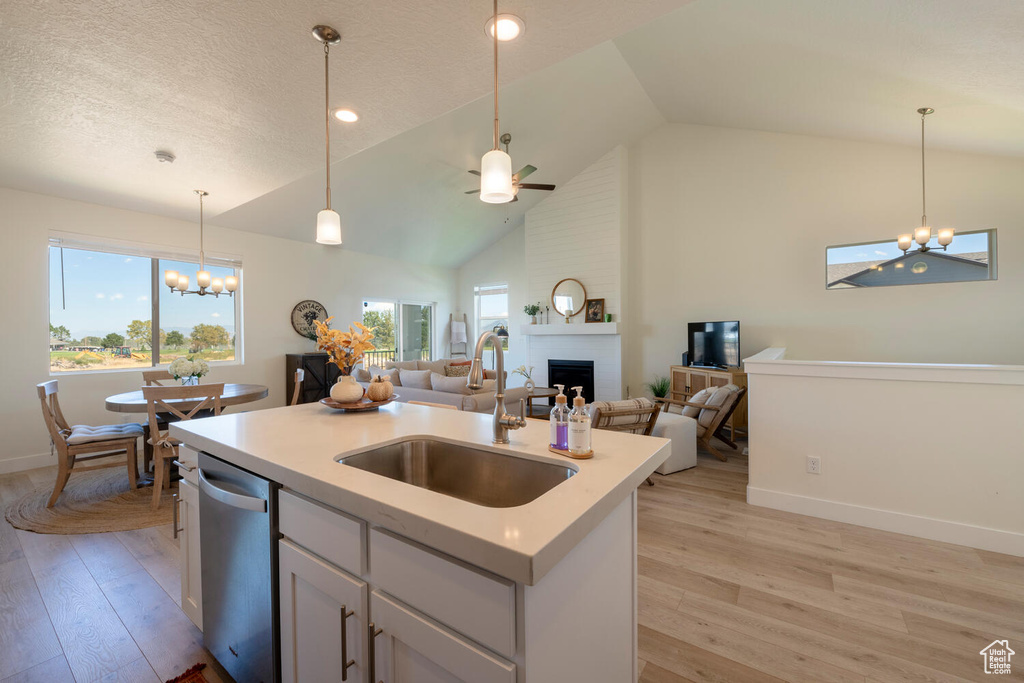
[827,232,989,265]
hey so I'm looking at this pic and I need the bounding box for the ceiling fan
[466,134,556,202]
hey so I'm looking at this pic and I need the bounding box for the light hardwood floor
[2,450,1022,682]
[0,467,232,683]
[637,447,1024,683]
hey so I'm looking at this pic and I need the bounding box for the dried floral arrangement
[313,317,376,376]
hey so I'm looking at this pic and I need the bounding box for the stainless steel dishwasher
[198,452,279,683]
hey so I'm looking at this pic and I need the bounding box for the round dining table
[105,383,270,413]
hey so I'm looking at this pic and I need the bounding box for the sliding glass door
[362,300,433,364]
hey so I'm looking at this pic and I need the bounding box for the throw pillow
[680,388,712,419]
[430,372,472,395]
[370,366,401,386]
[445,363,472,377]
[399,369,431,389]
[385,360,419,371]
[353,367,371,382]
[418,359,447,375]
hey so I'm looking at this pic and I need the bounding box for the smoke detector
[155,150,176,164]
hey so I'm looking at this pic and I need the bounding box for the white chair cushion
[681,388,712,418]
[399,369,432,389]
[67,423,144,445]
[698,386,733,428]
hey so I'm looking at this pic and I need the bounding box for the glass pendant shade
[164,270,179,288]
[225,276,238,293]
[176,275,190,292]
[480,149,514,204]
[316,209,342,245]
[937,228,955,246]
[211,278,224,293]
[914,226,931,245]
[897,234,913,252]
[196,270,212,288]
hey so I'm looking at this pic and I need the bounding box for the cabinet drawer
[369,528,515,658]
[371,590,515,683]
[280,490,366,576]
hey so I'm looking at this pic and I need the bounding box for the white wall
[455,223,529,383]
[745,351,1024,556]
[1,188,456,471]
[625,123,1024,394]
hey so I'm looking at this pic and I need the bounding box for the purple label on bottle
[554,423,569,450]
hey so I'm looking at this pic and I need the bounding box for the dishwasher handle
[198,467,268,513]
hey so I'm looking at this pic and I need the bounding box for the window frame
[48,233,243,375]
[361,297,437,362]
[474,282,509,350]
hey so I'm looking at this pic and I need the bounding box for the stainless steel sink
[337,438,574,508]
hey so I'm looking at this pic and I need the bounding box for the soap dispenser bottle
[549,384,569,450]
[568,386,592,455]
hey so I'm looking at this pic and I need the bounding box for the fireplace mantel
[520,322,620,336]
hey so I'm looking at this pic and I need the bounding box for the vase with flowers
[169,357,210,386]
[511,364,536,393]
[314,317,376,403]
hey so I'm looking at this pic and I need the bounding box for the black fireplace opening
[548,359,596,405]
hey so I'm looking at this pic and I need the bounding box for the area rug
[4,468,174,534]
[166,663,207,683]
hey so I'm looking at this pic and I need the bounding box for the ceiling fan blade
[467,169,481,176]
[516,183,556,191]
[512,195,519,202]
[465,190,479,194]
[512,165,537,182]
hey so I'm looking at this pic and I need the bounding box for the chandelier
[164,190,237,297]
[897,108,954,255]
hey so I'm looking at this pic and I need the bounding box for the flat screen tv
[687,321,740,369]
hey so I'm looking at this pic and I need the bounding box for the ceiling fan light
[480,149,514,203]
[316,208,343,245]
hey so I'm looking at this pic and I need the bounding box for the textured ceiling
[614,0,1024,156]
[0,0,689,221]
[4,0,1024,268]
[213,42,665,267]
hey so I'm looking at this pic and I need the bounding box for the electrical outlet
[806,456,821,474]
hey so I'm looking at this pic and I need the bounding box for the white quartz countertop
[170,402,669,585]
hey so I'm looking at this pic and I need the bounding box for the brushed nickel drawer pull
[368,622,384,683]
[340,605,355,681]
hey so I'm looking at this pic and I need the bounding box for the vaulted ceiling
[3,0,1023,268]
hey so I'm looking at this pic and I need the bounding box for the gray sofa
[355,358,530,413]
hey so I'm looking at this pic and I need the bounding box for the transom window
[48,238,241,373]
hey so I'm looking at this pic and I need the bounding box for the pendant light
[164,191,237,297]
[313,25,343,245]
[479,0,515,204]
[897,108,954,254]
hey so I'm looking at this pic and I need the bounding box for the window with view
[474,284,508,350]
[48,240,241,373]
[362,299,434,366]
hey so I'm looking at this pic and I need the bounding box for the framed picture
[584,298,605,323]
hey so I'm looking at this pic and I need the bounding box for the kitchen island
[171,400,670,683]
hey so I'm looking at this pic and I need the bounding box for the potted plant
[313,317,376,403]
[646,376,671,399]
[524,303,542,324]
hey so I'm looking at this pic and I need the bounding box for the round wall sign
[291,300,328,339]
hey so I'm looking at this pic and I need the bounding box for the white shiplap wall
[524,147,626,400]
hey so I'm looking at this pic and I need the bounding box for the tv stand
[669,365,748,439]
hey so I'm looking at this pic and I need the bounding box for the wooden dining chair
[139,369,177,474]
[589,398,662,486]
[143,384,224,510]
[290,368,305,406]
[37,380,144,508]
[142,369,175,386]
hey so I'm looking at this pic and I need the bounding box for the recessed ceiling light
[485,14,524,42]
[333,109,359,123]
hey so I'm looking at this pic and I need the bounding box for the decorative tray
[548,446,594,460]
[320,394,399,412]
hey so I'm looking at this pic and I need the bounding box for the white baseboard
[0,452,54,475]
[747,486,1024,558]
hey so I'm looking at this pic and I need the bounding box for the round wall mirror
[551,278,587,318]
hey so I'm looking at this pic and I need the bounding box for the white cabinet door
[280,539,369,683]
[370,591,515,683]
[177,478,202,629]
